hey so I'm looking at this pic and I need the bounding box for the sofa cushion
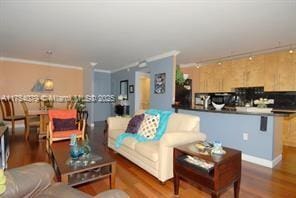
[38,183,92,198]
[135,142,159,162]
[109,129,137,150]
[125,114,145,134]
[166,113,199,132]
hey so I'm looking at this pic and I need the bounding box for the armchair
[3,162,129,198]
[47,109,85,145]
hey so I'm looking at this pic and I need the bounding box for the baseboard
[242,153,282,168]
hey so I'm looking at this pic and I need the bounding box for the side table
[174,142,241,198]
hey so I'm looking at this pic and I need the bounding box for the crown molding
[111,61,139,73]
[0,57,83,70]
[111,50,180,73]
[94,68,111,73]
[179,62,199,68]
[145,50,180,62]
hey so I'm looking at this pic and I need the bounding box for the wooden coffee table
[50,141,116,188]
[174,142,241,198]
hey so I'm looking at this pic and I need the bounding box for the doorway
[135,71,151,112]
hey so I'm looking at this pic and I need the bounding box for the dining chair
[20,101,40,140]
[0,99,26,135]
[47,109,85,145]
[66,100,76,109]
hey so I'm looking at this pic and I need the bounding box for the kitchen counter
[172,105,284,168]
[172,105,290,116]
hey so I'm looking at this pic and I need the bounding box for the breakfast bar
[173,105,285,168]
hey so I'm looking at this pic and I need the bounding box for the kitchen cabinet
[198,65,212,93]
[283,115,296,147]
[181,49,296,94]
[230,58,247,88]
[245,55,265,87]
[264,51,295,91]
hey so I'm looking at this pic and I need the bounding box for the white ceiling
[1,1,296,71]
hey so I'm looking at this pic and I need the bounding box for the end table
[174,142,241,198]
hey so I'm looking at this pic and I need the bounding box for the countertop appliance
[211,93,235,106]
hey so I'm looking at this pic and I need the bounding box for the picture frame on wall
[154,73,166,94]
[129,85,134,93]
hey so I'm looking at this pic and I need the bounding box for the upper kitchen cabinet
[199,64,214,93]
[264,51,295,91]
[245,55,265,87]
[219,60,233,92]
[230,58,247,88]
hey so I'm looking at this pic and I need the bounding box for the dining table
[28,109,48,138]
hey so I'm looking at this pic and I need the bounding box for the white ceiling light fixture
[248,55,254,60]
[90,62,98,67]
[218,62,222,65]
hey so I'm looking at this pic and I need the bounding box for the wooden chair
[66,100,76,109]
[20,102,40,140]
[0,99,26,135]
[47,109,85,145]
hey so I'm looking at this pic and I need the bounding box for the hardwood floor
[7,123,296,198]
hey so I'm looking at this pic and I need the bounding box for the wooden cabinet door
[220,61,233,92]
[192,68,200,94]
[230,58,247,88]
[206,64,218,93]
[277,51,295,91]
[264,52,278,91]
[245,55,265,87]
[199,66,210,93]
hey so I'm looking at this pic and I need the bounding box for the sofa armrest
[160,131,206,147]
[107,116,131,131]
[4,162,55,198]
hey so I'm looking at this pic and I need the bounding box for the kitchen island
[173,105,284,168]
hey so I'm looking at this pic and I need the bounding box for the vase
[70,143,81,159]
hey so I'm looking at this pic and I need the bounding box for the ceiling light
[248,56,253,60]
[195,64,200,69]
[289,49,294,54]
[90,62,98,67]
[218,62,222,65]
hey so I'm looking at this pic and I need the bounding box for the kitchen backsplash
[195,87,296,109]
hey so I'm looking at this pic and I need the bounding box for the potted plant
[71,96,86,112]
[176,67,185,86]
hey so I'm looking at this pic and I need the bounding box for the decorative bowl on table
[212,102,225,111]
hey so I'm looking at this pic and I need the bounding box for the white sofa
[107,112,206,182]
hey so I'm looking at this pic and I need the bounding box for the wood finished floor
[7,123,296,198]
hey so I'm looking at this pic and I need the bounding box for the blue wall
[94,71,111,121]
[148,57,175,111]
[111,56,176,115]
[179,109,275,160]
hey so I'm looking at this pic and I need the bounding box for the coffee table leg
[174,174,180,195]
[61,174,68,184]
[110,162,116,189]
[234,178,241,198]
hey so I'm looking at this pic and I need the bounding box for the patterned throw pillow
[138,113,160,139]
[125,114,145,134]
